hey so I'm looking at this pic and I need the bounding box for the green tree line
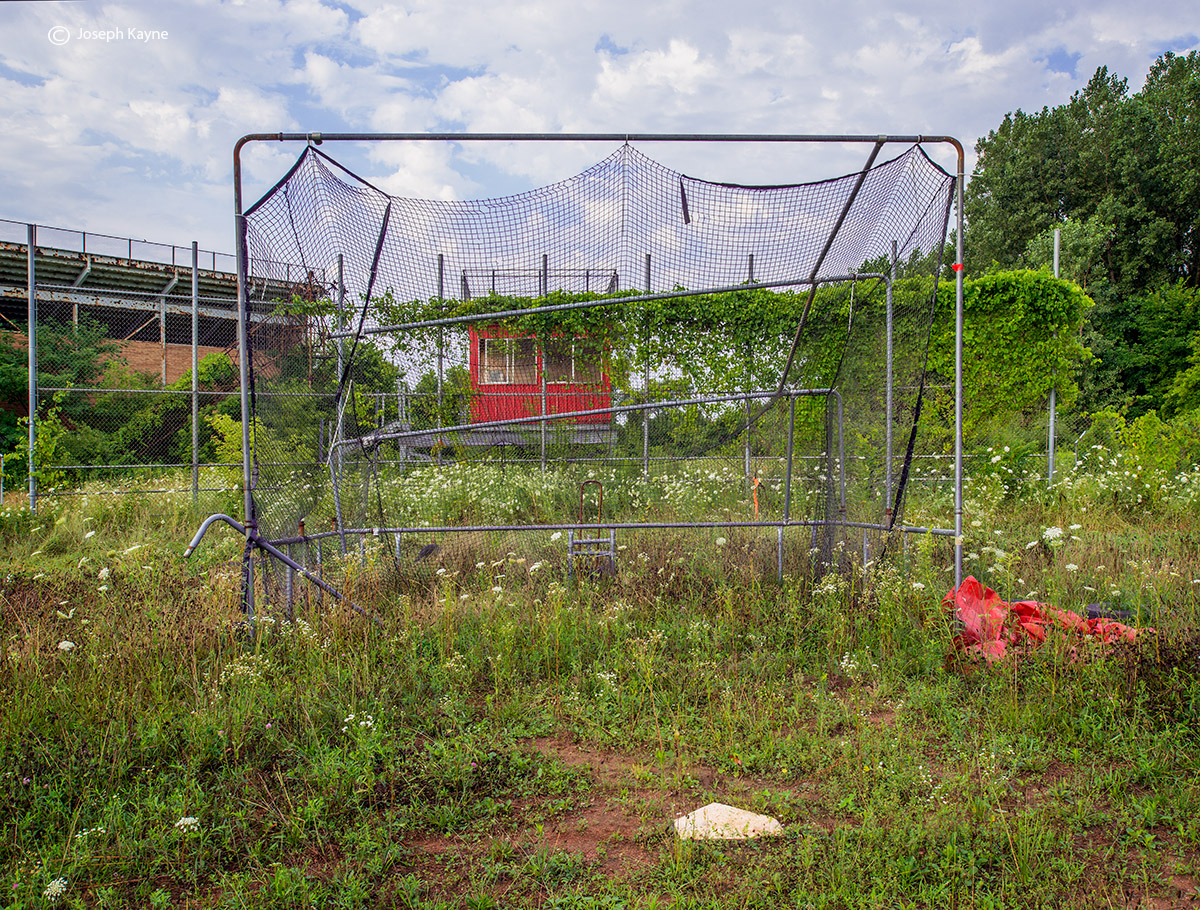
[965,50,1200,419]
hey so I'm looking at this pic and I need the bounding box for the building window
[544,338,602,383]
[481,336,536,384]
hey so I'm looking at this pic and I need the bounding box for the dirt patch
[535,797,660,874]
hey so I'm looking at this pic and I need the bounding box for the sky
[0,0,1196,258]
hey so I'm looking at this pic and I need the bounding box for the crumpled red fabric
[944,576,1143,663]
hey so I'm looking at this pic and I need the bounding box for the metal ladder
[567,480,616,580]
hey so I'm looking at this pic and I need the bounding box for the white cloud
[0,0,1195,252]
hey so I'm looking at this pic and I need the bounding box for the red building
[467,325,612,427]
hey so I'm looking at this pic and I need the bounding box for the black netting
[240,141,955,583]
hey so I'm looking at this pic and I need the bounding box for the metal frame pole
[540,355,548,474]
[26,224,36,513]
[780,393,796,584]
[335,254,347,554]
[745,255,754,483]
[234,211,255,623]
[191,241,200,502]
[954,151,965,590]
[885,240,896,519]
[160,289,167,386]
[783,394,796,524]
[1049,228,1060,484]
[436,254,444,467]
[643,253,650,480]
[835,391,846,517]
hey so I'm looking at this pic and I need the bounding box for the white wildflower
[43,878,67,901]
[175,816,199,832]
[57,640,76,652]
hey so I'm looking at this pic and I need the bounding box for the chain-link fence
[5,212,1090,580]
[230,136,968,598]
[0,219,320,509]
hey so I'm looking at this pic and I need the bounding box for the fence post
[744,254,753,483]
[643,253,650,480]
[336,254,345,488]
[540,355,547,474]
[335,254,347,555]
[27,224,36,514]
[192,241,200,502]
[234,210,255,625]
[436,254,444,467]
[886,240,896,519]
[1048,228,1060,484]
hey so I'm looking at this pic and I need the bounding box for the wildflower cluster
[341,712,375,733]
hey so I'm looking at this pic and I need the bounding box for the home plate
[673,803,783,840]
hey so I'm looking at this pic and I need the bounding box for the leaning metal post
[183,514,381,625]
[26,224,36,513]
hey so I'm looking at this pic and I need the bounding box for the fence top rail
[332,273,887,338]
[239,131,960,145]
[264,517,957,546]
[334,387,834,450]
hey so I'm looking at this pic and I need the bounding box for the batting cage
[188,134,965,619]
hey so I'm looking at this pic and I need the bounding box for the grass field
[2,456,1199,909]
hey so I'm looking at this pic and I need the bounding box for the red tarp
[945,576,1143,663]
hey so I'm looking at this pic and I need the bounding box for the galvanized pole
[744,254,753,484]
[643,253,650,480]
[1048,228,1060,484]
[885,240,896,519]
[954,155,965,591]
[436,254,444,467]
[191,241,200,503]
[234,211,255,624]
[26,224,36,513]
[780,393,797,582]
[540,354,548,474]
[160,290,167,386]
[336,254,346,483]
[335,254,347,554]
[783,395,796,524]
[744,341,752,483]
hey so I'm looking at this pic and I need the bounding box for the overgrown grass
[1,459,1199,908]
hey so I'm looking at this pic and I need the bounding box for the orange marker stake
[752,476,760,521]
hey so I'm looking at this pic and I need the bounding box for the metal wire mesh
[236,140,957,583]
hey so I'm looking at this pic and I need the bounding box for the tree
[965,53,1200,416]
